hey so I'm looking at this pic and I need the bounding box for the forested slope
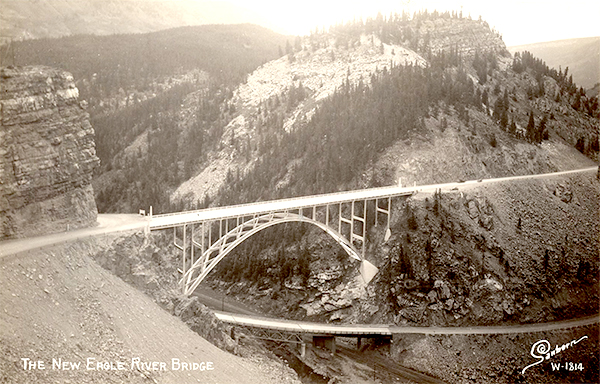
[7,24,288,112]
[5,24,289,213]
[195,12,599,335]
[509,36,600,90]
[206,12,599,209]
[10,14,596,216]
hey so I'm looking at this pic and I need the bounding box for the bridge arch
[181,212,368,295]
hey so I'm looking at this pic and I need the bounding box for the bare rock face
[417,17,507,57]
[0,66,99,239]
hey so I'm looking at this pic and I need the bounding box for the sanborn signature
[521,336,588,374]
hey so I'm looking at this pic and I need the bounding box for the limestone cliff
[0,66,99,239]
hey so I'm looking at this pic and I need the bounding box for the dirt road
[0,214,148,257]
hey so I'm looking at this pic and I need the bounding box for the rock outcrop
[0,66,99,239]
[416,17,507,56]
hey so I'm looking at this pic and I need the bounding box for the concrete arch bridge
[149,184,417,295]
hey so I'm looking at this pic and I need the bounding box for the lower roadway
[214,311,600,336]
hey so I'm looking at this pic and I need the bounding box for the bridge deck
[150,185,415,229]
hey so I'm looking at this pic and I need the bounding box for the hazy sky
[226,0,600,46]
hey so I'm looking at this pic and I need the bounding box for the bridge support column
[200,222,206,273]
[299,342,306,358]
[357,336,362,351]
[190,224,194,267]
[313,335,336,355]
[182,224,187,275]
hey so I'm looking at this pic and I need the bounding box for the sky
[225,0,600,46]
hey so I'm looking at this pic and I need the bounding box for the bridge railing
[152,184,414,220]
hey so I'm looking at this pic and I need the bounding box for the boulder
[554,183,573,203]
[434,280,452,300]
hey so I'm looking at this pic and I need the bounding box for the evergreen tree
[294,36,302,52]
[500,110,508,130]
[538,114,548,141]
[509,119,517,135]
[526,111,535,142]
[481,89,488,107]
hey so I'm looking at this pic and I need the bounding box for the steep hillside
[392,325,598,384]
[509,37,600,90]
[0,237,300,384]
[171,33,428,204]
[169,12,508,207]
[206,171,599,323]
[0,66,99,239]
[7,24,288,114]
[0,0,275,43]
[169,12,597,212]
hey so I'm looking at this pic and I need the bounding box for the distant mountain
[509,37,600,90]
[0,0,280,42]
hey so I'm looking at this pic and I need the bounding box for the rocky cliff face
[0,66,99,239]
[417,17,507,56]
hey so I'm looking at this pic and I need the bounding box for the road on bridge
[148,166,598,229]
[2,166,596,257]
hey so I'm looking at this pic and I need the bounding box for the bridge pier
[183,224,187,276]
[360,259,379,285]
[312,335,336,355]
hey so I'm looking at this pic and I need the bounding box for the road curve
[0,214,148,258]
[214,311,599,336]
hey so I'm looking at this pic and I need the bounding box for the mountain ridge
[0,0,280,43]
[508,36,600,90]
[168,14,597,211]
